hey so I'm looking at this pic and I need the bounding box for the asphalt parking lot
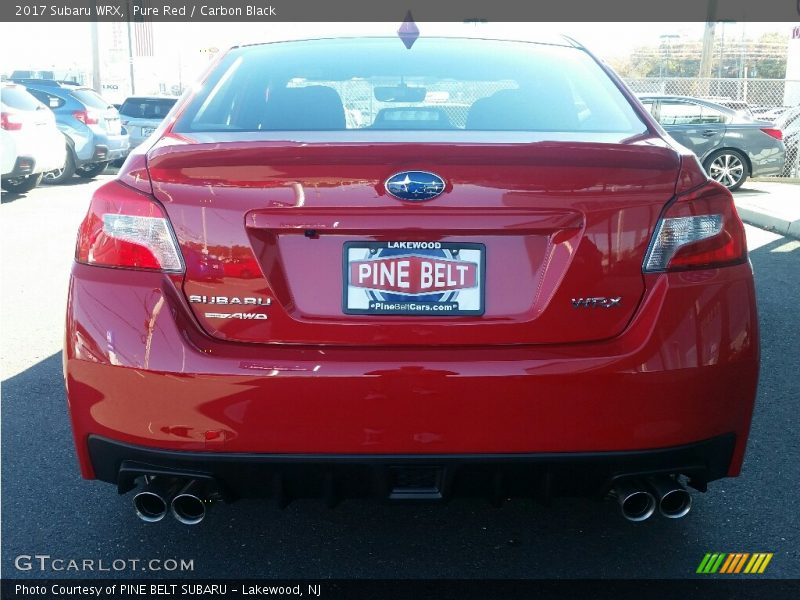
[1,175,799,580]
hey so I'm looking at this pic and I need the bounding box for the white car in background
[1,82,66,193]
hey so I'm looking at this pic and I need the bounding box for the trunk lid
[148,136,679,346]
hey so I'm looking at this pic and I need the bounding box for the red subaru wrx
[64,37,759,525]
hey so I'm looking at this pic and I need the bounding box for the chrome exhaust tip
[647,476,692,519]
[133,491,168,523]
[132,476,182,523]
[171,481,209,525]
[613,480,656,522]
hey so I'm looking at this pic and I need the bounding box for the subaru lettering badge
[384,171,446,202]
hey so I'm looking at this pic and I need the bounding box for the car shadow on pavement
[41,177,105,188]
[735,186,770,196]
[1,237,797,580]
[0,190,28,204]
[2,176,110,204]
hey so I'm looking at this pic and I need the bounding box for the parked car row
[638,95,787,191]
[2,80,177,194]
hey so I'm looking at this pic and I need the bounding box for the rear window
[658,102,730,125]
[26,89,65,109]
[119,98,177,119]
[1,86,43,111]
[174,38,646,135]
[70,88,110,109]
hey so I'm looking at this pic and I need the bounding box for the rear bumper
[65,261,760,485]
[5,152,63,178]
[3,156,36,178]
[90,434,736,501]
[75,135,130,164]
[6,130,66,175]
[93,139,129,162]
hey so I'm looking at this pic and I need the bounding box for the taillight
[1,112,23,130]
[76,181,184,272]
[759,128,782,141]
[73,110,100,125]
[643,180,747,273]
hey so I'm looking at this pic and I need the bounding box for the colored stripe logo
[697,553,773,574]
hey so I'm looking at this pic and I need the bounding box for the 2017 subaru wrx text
[65,36,759,525]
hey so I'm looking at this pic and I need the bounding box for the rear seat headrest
[261,86,345,130]
[466,85,580,131]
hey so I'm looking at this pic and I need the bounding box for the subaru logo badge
[384,171,446,202]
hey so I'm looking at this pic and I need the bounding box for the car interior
[216,81,593,132]
[181,39,646,135]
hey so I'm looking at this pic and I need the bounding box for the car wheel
[43,151,76,185]
[703,150,749,192]
[76,161,109,179]
[1,172,43,193]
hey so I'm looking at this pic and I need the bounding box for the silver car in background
[118,96,177,150]
[639,95,785,191]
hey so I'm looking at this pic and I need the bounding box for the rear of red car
[64,37,758,524]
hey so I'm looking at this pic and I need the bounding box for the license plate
[141,126,156,137]
[343,241,485,316]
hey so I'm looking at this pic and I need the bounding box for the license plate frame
[342,241,486,316]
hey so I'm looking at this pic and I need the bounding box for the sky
[0,21,795,79]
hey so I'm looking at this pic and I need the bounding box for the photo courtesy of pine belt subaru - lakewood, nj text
[65,36,760,526]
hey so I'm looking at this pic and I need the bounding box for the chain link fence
[623,77,800,110]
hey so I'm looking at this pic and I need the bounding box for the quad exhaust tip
[659,488,692,519]
[134,477,212,524]
[170,481,209,525]
[135,474,690,524]
[647,476,693,519]
[133,476,181,523]
[133,490,168,523]
[614,480,656,522]
[613,476,693,522]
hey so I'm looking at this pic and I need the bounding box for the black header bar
[2,0,800,22]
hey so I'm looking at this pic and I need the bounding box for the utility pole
[699,0,718,80]
[90,20,102,93]
[126,21,136,95]
[739,23,747,79]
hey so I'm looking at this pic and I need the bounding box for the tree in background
[610,31,788,79]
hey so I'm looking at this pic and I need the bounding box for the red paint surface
[65,106,758,481]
